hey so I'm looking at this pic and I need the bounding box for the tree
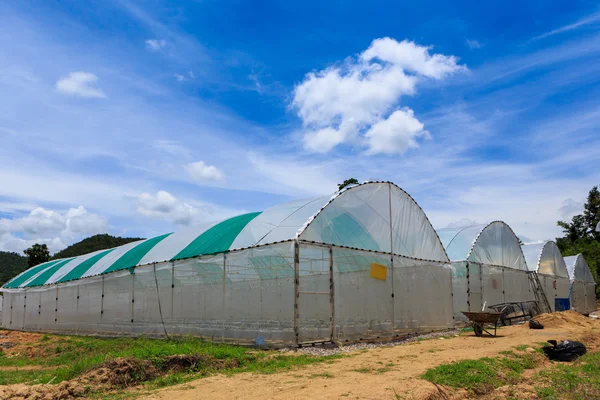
[556,186,600,242]
[23,243,50,268]
[0,251,28,286]
[338,178,359,191]
[584,186,600,240]
[52,234,144,259]
[556,185,600,298]
[557,214,587,243]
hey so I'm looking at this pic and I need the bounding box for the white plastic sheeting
[436,222,533,320]
[522,241,570,311]
[564,255,595,283]
[301,184,449,262]
[564,254,596,315]
[437,222,527,270]
[232,196,330,248]
[523,241,569,278]
[1,182,454,345]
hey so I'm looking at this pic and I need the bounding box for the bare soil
[0,330,54,359]
[0,354,243,400]
[145,311,600,400]
[0,311,598,400]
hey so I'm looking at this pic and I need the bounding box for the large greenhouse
[436,222,534,320]
[564,254,596,315]
[1,182,455,346]
[522,241,571,312]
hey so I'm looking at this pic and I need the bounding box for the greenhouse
[564,254,596,315]
[436,222,534,320]
[1,182,454,346]
[522,241,570,312]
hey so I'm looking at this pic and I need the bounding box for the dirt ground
[145,311,600,400]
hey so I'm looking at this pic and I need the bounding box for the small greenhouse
[436,222,534,320]
[522,241,570,312]
[564,254,596,315]
[1,182,454,346]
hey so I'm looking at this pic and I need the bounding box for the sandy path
[145,312,600,400]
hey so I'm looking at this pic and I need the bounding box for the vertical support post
[9,293,13,327]
[329,245,335,341]
[222,253,226,342]
[54,286,59,325]
[131,268,135,326]
[22,290,27,330]
[37,291,42,332]
[479,263,483,310]
[100,276,105,321]
[76,285,80,335]
[387,183,395,335]
[170,261,175,325]
[293,240,300,345]
[502,267,506,304]
[466,262,471,312]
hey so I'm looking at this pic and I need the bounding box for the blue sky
[1,0,599,253]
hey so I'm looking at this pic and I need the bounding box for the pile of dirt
[0,381,86,400]
[160,354,240,373]
[0,354,243,399]
[81,357,159,387]
[531,310,596,329]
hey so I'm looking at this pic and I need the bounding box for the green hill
[0,251,28,286]
[51,234,145,260]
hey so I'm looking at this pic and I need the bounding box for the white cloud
[466,39,482,49]
[360,38,465,79]
[0,233,66,254]
[145,39,166,51]
[530,12,600,42]
[173,71,195,82]
[292,38,465,154]
[136,190,212,225]
[0,206,107,253]
[364,108,430,155]
[302,127,347,153]
[185,161,225,182]
[558,198,583,221]
[55,72,106,98]
[446,218,481,229]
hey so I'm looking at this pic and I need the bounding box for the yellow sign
[370,262,387,281]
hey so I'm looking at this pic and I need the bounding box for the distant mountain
[51,234,145,260]
[0,251,28,286]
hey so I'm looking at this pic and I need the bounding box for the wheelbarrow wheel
[473,323,483,337]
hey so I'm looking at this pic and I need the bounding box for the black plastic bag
[543,340,587,362]
[529,320,544,329]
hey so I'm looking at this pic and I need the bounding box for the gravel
[281,329,462,356]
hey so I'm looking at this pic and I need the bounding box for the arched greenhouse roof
[522,241,569,278]
[435,221,527,270]
[3,181,448,289]
[564,254,595,283]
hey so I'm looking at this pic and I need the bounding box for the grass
[423,344,600,399]
[535,351,600,399]
[422,350,541,394]
[0,332,341,392]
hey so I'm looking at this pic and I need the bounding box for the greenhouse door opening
[295,243,334,344]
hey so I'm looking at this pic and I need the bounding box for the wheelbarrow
[461,311,503,337]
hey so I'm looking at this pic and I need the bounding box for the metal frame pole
[222,254,227,342]
[293,240,299,345]
[329,245,335,340]
[387,183,395,334]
